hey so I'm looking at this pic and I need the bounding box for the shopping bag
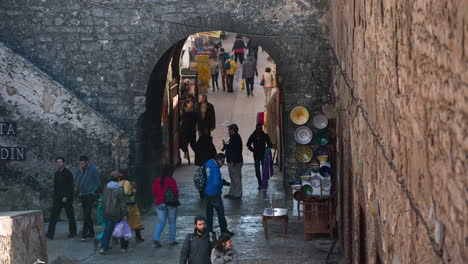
[123,221,132,240]
[112,221,125,238]
[240,79,245,91]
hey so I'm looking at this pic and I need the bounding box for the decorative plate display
[321,178,331,190]
[310,175,321,188]
[294,126,313,144]
[295,145,313,163]
[290,106,310,125]
[312,113,328,129]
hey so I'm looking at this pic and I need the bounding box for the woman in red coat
[152,167,179,248]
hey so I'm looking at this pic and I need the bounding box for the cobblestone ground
[46,165,342,263]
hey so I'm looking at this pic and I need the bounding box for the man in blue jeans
[204,153,234,236]
[99,171,128,254]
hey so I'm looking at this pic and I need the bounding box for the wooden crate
[303,198,333,239]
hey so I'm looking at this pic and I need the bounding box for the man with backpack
[201,153,234,236]
[179,216,217,264]
[224,56,237,93]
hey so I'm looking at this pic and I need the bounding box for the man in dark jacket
[180,216,217,264]
[46,157,77,240]
[197,94,216,134]
[222,124,244,199]
[195,128,217,167]
[181,98,198,163]
[242,56,258,96]
[99,170,128,254]
[247,124,272,189]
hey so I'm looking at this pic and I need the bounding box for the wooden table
[262,208,288,239]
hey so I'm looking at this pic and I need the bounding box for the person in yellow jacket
[118,169,145,242]
[224,56,237,93]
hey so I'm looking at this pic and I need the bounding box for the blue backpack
[223,60,231,70]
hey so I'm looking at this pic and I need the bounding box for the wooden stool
[262,208,288,239]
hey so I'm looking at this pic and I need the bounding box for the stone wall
[329,0,467,263]
[0,43,130,215]
[0,0,332,210]
[0,211,48,264]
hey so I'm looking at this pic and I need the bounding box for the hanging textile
[261,148,273,190]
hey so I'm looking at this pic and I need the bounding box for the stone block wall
[329,0,467,263]
[0,211,48,264]
[0,43,130,215]
[0,0,332,211]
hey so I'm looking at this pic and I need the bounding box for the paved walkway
[182,33,277,164]
[47,165,342,264]
[46,33,341,263]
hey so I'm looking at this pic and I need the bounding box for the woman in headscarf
[118,169,145,242]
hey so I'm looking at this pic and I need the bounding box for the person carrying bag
[152,166,180,248]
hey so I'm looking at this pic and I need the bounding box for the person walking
[118,169,144,242]
[222,124,243,200]
[246,124,273,190]
[232,34,246,64]
[179,216,217,264]
[211,232,238,264]
[75,155,101,241]
[181,98,198,162]
[152,166,179,248]
[241,55,258,96]
[46,157,77,240]
[99,171,128,254]
[224,57,237,93]
[210,57,220,91]
[195,128,217,167]
[204,153,234,235]
[197,94,216,134]
[218,48,230,91]
[261,67,275,105]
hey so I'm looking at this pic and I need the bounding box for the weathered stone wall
[0,0,331,209]
[0,43,130,215]
[330,0,467,263]
[0,211,47,264]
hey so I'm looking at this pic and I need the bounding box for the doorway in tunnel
[135,31,283,205]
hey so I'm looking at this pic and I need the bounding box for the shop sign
[0,121,25,161]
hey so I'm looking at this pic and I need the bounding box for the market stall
[289,106,336,239]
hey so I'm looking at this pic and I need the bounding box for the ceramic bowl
[294,126,313,144]
[312,113,328,129]
[290,106,309,125]
[295,145,313,163]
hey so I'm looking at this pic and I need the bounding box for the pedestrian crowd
[45,33,275,264]
[190,33,275,103]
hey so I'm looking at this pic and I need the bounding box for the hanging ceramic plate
[310,175,321,188]
[290,106,309,125]
[294,126,313,144]
[312,113,328,129]
[321,178,331,190]
[295,145,313,163]
[301,184,313,196]
[314,131,330,145]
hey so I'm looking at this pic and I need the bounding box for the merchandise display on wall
[289,106,335,239]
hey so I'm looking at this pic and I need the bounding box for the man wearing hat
[222,124,243,199]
